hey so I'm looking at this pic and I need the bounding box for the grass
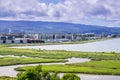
[0,57,66,66]
[16,60,120,75]
[0,45,120,60]
[0,76,15,80]
[0,42,120,75]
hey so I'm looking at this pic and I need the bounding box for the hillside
[0,20,120,34]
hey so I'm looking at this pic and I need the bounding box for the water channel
[3,38,120,80]
[0,56,120,80]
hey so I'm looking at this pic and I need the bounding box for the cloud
[0,8,16,17]
[0,0,119,27]
[89,5,111,16]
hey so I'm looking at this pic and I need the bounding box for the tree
[17,65,81,80]
[41,70,51,80]
[17,72,26,80]
[50,73,60,80]
[17,65,42,80]
[62,73,80,80]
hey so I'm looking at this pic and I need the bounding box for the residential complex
[0,32,119,44]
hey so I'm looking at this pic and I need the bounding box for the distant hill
[0,20,120,34]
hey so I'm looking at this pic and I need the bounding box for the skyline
[0,0,120,27]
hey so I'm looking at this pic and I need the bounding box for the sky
[0,0,120,27]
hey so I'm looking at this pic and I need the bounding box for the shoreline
[6,38,116,47]
[10,38,120,53]
[0,38,120,79]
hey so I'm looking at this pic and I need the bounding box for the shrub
[62,73,80,80]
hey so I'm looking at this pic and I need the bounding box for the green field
[16,60,120,75]
[0,45,120,60]
[0,45,119,77]
[0,57,66,66]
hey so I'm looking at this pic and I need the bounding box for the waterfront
[0,57,120,80]
[3,38,120,80]
[0,57,90,77]
[12,38,120,53]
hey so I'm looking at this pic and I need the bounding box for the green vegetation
[0,76,15,80]
[0,57,66,66]
[0,44,120,76]
[62,73,80,80]
[50,73,61,80]
[16,60,120,75]
[17,65,80,80]
[0,45,120,60]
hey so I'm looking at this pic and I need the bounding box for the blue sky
[0,0,120,27]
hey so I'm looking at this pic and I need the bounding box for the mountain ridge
[0,20,120,34]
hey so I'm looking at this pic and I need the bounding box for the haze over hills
[0,20,120,34]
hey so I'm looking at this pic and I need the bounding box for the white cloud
[87,0,98,4]
[0,0,120,27]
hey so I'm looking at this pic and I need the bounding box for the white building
[14,38,28,44]
[6,40,11,44]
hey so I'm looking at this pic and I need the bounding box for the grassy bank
[0,57,66,66]
[0,76,15,80]
[0,45,120,60]
[16,60,120,75]
[0,45,120,75]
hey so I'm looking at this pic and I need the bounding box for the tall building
[8,28,12,35]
